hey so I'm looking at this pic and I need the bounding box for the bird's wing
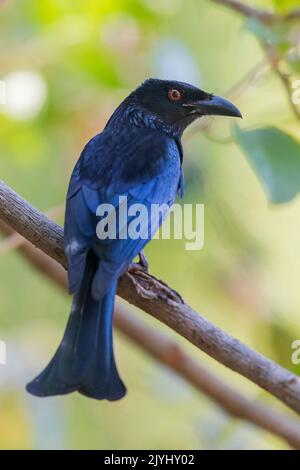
[65,128,181,294]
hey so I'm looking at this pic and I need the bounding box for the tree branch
[212,0,300,25]
[2,220,300,448]
[210,1,300,121]
[261,41,300,122]
[1,179,300,418]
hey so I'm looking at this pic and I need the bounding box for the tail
[26,253,126,401]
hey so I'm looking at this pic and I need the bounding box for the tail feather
[26,254,126,401]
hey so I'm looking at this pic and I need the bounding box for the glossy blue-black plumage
[26,82,185,400]
[26,78,240,401]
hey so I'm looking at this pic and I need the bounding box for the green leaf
[234,126,300,204]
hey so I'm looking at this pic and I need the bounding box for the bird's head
[128,78,242,133]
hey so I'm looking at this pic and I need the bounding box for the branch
[212,0,300,25]
[119,310,300,449]
[1,179,300,418]
[2,221,300,448]
[225,58,269,101]
[261,41,300,122]
[211,1,300,121]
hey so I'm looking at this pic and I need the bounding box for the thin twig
[1,220,300,448]
[262,41,300,121]
[225,58,270,101]
[211,0,300,123]
[212,0,300,25]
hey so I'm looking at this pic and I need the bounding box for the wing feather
[65,128,181,294]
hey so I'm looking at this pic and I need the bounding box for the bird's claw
[138,250,149,271]
[130,251,149,273]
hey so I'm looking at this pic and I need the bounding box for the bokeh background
[0,0,300,450]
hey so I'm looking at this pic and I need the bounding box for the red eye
[168,89,181,102]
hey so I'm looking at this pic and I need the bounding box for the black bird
[26,79,241,401]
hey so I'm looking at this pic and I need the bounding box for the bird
[26,79,241,401]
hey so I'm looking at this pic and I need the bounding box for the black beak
[186,95,242,118]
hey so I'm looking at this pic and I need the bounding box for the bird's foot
[130,251,149,273]
[138,250,149,271]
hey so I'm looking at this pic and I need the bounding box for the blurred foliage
[0,0,300,450]
[272,0,300,13]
